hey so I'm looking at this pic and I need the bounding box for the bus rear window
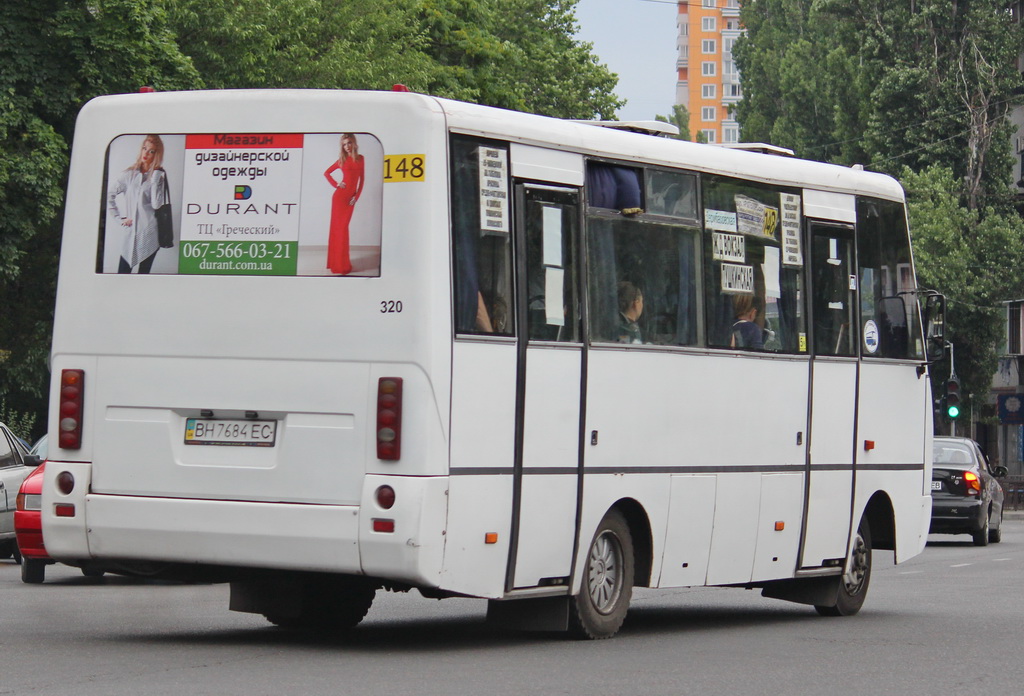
[98,133,383,277]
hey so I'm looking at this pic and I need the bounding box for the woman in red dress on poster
[323,133,365,275]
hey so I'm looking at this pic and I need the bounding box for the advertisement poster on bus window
[100,133,384,276]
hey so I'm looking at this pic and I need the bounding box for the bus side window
[523,190,579,342]
[703,176,805,353]
[646,170,697,219]
[857,197,922,359]
[586,215,699,347]
[810,226,857,356]
[587,163,642,212]
[450,137,514,336]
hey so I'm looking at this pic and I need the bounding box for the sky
[573,0,679,122]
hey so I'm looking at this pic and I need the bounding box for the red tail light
[963,471,981,496]
[376,377,403,460]
[58,369,85,450]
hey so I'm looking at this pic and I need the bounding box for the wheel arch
[608,497,653,587]
[861,490,895,552]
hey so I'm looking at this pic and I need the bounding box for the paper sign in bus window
[712,232,745,262]
[478,148,509,235]
[542,205,563,267]
[721,263,754,294]
[780,193,802,266]
[545,266,565,327]
[763,246,781,299]
[705,208,738,233]
[735,195,778,239]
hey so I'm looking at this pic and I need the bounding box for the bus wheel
[265,580,376,630]
[569,509,634,639]
[815,518,871,617]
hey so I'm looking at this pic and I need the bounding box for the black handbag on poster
[155,169,174,248]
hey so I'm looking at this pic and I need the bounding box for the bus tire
[21,558,46,584]
[569,509,634,639]
[815,518,871,617]
[265,581,376,630]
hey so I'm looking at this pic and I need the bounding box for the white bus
[42,88,945,639]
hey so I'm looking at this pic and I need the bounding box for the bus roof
[435,96,905,202]
[76,89,905,203]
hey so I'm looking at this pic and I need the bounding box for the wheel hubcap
[588,531,623,615]
[843,531,869,596]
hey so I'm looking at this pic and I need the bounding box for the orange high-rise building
[676,0,743,143]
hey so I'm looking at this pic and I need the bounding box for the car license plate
[931,480,943,491]
[184,418,277,447]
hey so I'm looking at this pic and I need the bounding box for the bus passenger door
[801,221,859,568]
[508,184,584,590]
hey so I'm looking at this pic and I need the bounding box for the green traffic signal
[945,378,961,420]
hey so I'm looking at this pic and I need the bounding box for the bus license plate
[931,480,942,491]
[184,418,277,447]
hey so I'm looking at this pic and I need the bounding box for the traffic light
[945,378,961,420]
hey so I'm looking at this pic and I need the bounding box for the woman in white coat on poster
[107,134,168,273]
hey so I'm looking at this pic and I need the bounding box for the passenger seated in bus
[730,294,764,349]
[478,290,508,334]
[616,281,644,344]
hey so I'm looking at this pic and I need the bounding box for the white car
[0,423,35,562]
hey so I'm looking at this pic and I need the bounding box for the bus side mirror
[923,293,946,362]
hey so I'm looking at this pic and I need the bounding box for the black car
[930,436,1006,546]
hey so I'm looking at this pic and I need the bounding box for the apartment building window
[701,107,716,121]
[724,127,739,143]
[726,19,740,30]
[680,22,688,36]
[702,62,716,76]
[702,17,716,32]
[701,129,716,143]
[702,84,716,99]
[702,39,716,54]
[724,38,736,54]
[726,0,740,8]
[727,84,742,98]
[703,0,715,7]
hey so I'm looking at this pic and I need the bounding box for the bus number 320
[381,300,403,314]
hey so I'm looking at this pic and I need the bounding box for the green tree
[165,0,622,119]
[904,165,1024,422]
[735,0,1024,206]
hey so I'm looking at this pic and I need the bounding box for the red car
[15,462,105,583]
[14,463,50,583]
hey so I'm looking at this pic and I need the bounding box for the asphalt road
[2,522,1023,696]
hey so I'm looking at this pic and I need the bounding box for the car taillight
[963,470,981,496]
[17,493,41,512]
[58,369,85,449]
[376,377,403,460]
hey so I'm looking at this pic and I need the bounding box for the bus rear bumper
[42,465,449,586]
[52,493,365,573]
